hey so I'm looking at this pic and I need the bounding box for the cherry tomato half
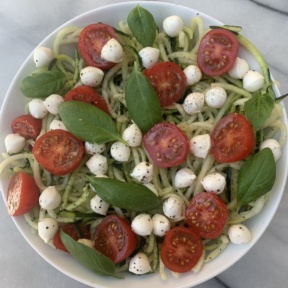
[197,28,239,76]
[64,85,110,114]
[32,129,84,176]
[210,113,255,163]
[11,114,42,141]
[144,122,190,168]
[78,23,117,70]
[161,226,203,273]
[143,62,187,107]
[93,215,138,264]
[7,172,39,216]
[53,223,91,253]
[185,192,228,239]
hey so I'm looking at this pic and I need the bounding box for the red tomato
[11,114,42,141]
[53,223,91,253]
[210,113,255,163]
[197,28,239,76]
[93,215,138,264]
[143,122,190,168]
[32,129,84,176]
[143,62,187,107]
[185,192,228,239]
[64,85,110,114]
[161,226,203,273]
[78,23,117,70]
[7,172,39,216]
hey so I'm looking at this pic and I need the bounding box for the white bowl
[0,1,287,288]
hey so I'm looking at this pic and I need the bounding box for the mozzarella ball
[5,133,26,154]
[86,154,108,176]
[205,87,227,108]
[33,47,54,67]
[174,168,196,188]
[80,66,104,87]
[39,186,61,210]
[38,218,58,243]
[190,134,211,158]
[43,94,64,115]
[110,141,131,162]
[163,196,185,221]
[152,214,170,237]
[228,57,249,79]
[131,214,153,236]
[90,194,110,215]
[129,252,152,275]
[84,141,106,155]
[228,224,252,244]
[49,119,67,131]
[29,99,48,119]
[122,123,142,147]
[77,238,94,248]
[201,173,226,194]
[101,38,123,63]
[183,92,205,115]
[130,161,154,184]
[139,47,160,69]
[243,70,265,92]
[183,65,202,86]
[163,15,184,37]
[260,139,281,161]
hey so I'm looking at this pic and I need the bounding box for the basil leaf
[244,92,274,131]
[60,230,123,279]
[20,71,67,98]
[237,148,276,207]
[125,63,162,132]
[58,101,124,144]
[88,177,161,212]
[127,5,157,47]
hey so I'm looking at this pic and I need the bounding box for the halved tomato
[32,129,84,176]
[161,226,203,273]
[143,122,190,168]
[185,192,228,239]
[197,28,239,76]
[143,61,187,107]
[93,214,138,264]
[210,113,255,163]
[78,23,117,70]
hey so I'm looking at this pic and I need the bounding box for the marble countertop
[0,1,288,288]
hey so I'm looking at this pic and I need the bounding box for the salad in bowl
[0,1,287,287]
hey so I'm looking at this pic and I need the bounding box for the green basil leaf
[88,177,161,212]
[60,230,123,279]
[127,5,157,47]
[237,148,276,207]
[125,63,162,132]
[20,71,67,98]
[58,101,124,144]
[244,92,274,131]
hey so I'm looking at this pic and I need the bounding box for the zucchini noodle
[1,9,287,281]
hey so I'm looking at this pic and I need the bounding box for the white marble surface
[0,1,288,287]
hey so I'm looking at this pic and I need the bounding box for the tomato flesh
[78,23,117,70]
[185,192,228,239]
[53,223,91,253]
[143,62,187,107]
[144,122,189,168]
[93,215,138,263]
[7,172,39,216]
[210,113,255,163]
[32,129,84,176]
[11,114,42,141]
[64,85,110,114]
[197,28,239,76]
[161,226,203,273]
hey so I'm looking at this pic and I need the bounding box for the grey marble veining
[0,1,288,288]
